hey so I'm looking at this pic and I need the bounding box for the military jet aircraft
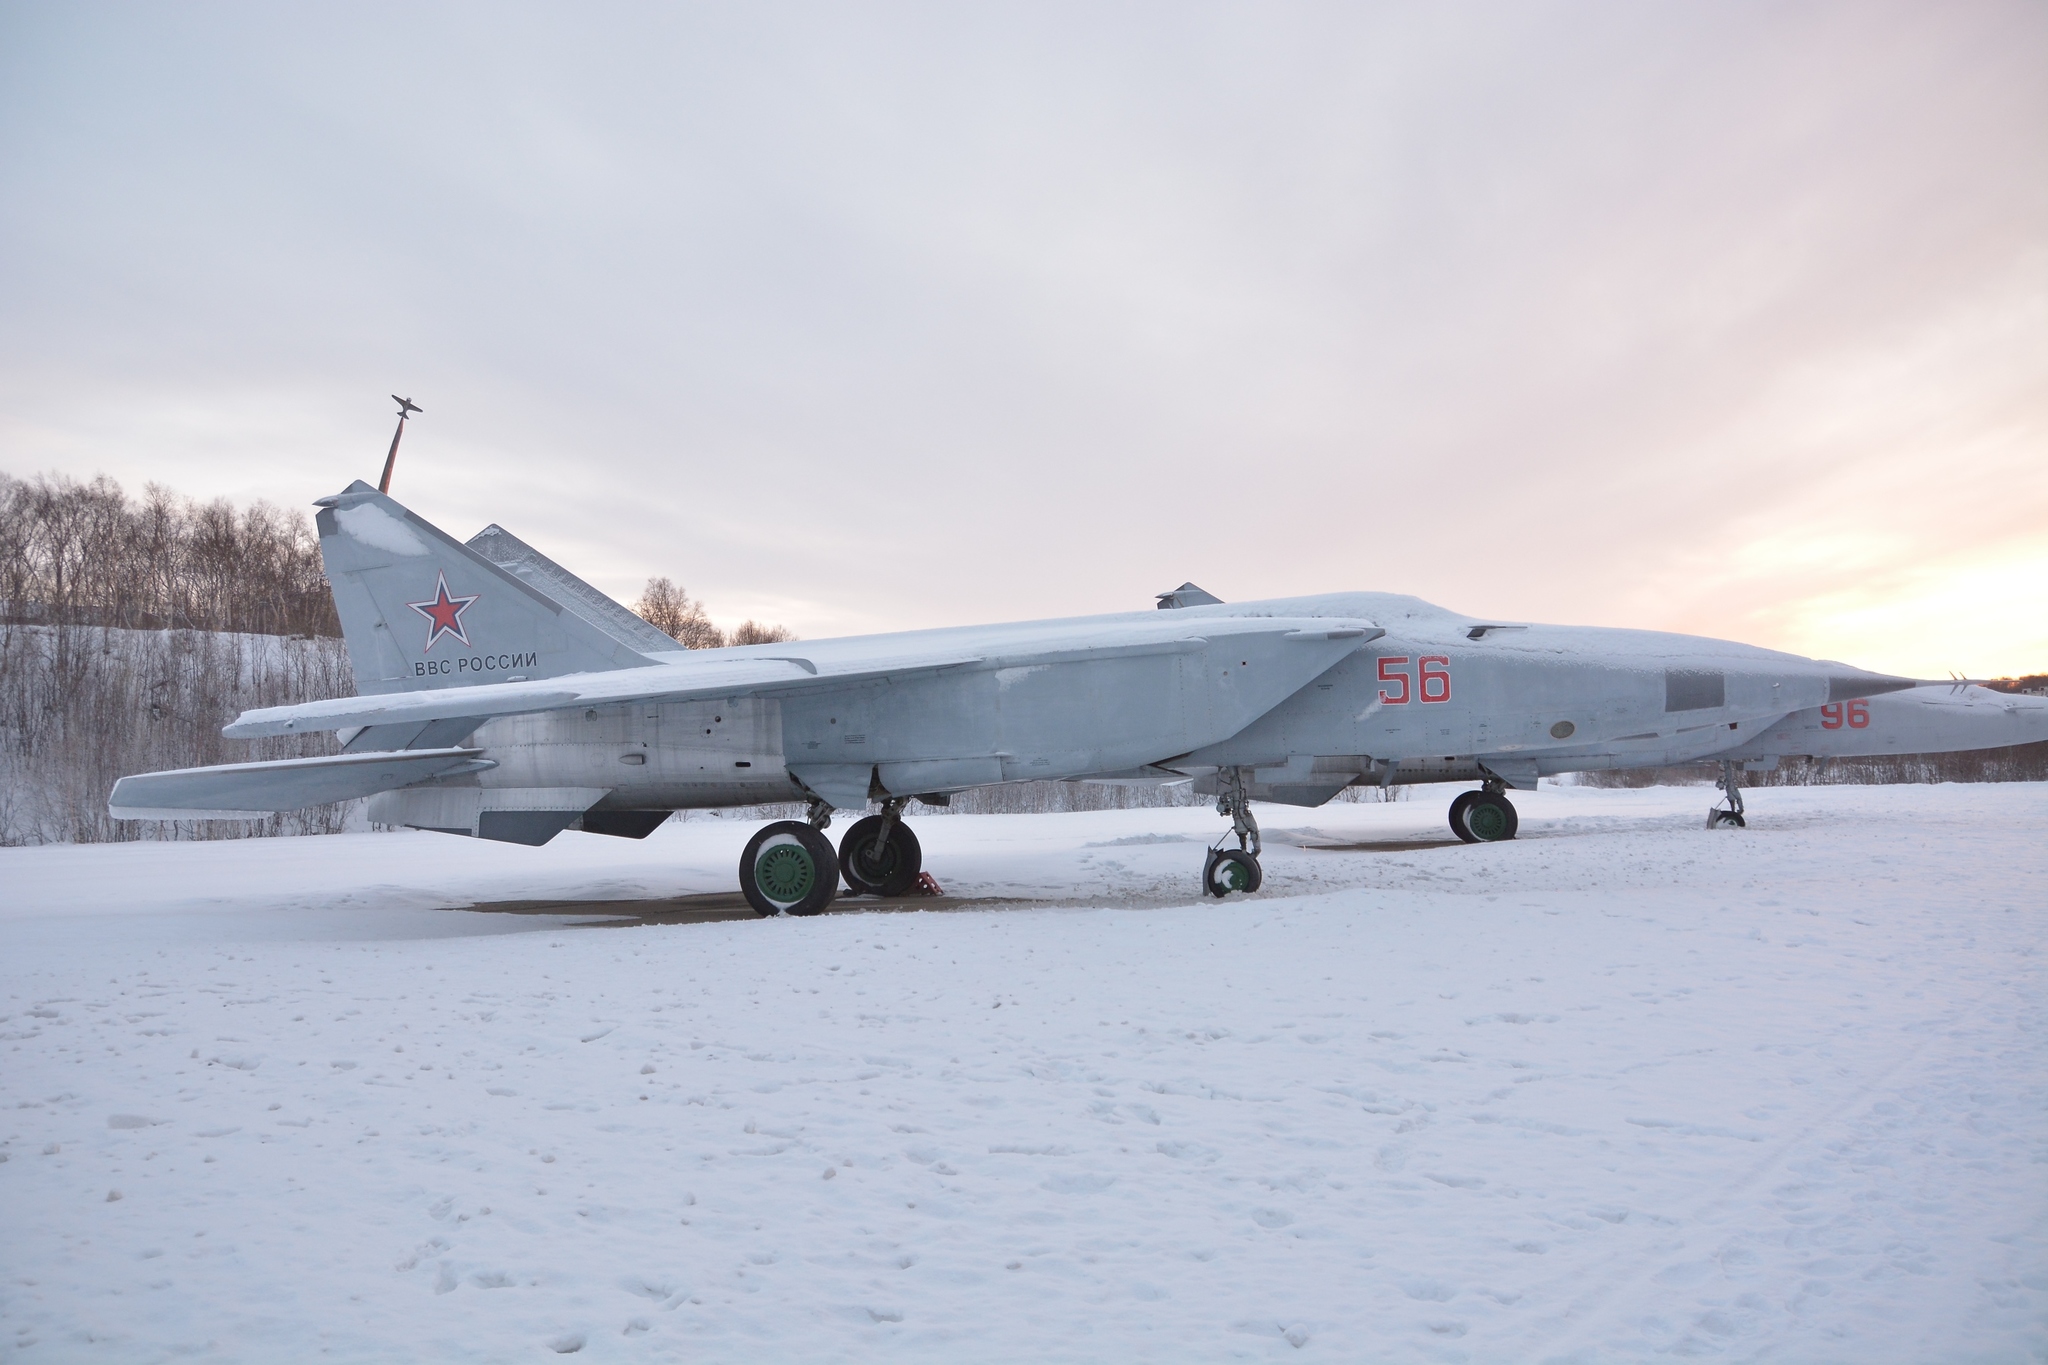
[111,482,2048,913]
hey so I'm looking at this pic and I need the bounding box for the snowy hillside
[0,624,354,846]
[2,783,2042,1362]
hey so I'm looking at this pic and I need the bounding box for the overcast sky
[2,1,2043,677]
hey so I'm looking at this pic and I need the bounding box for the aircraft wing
[222,617,1380,739]
[222,653,988,738]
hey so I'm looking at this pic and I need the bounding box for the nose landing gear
[1203,767,1263,897]
[1707,761,1747,829]
[1449,780,1519,842]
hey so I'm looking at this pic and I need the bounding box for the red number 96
[1822,700,1872,730]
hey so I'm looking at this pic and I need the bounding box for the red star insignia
[407,572,480,651]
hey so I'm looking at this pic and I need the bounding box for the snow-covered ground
[3,783,2043,1363]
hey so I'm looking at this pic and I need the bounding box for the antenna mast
[378,395,422,493]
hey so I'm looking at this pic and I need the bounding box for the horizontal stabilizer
[109,747,488,819]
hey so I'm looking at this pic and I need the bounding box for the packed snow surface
[2,783,2043,1363]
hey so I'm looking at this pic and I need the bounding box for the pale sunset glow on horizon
[2,2,2042,678]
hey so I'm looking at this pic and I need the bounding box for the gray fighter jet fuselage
[110,483,2048,912]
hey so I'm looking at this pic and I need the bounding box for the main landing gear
[740,795,932,915]
[1203,767,1263,897]
[740,796,841,917]
[839,797,924,898]
[1449,780,1519,843]
[1707,760,1747,829]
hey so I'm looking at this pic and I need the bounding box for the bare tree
[634,576,725,649]
[633,578,797,649]
[729,619,797,646]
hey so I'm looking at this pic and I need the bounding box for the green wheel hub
[1211,856,1252,892]
[754,843,816,902]
[1466,801,1509,841]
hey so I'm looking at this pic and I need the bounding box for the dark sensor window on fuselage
[1665,669,1726,712]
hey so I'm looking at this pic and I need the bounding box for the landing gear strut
[1707,761,1746,829]
[840,797,924,897]
[1203,767,1263,897]
[1450,780,1519,843]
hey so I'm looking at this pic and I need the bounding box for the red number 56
[1377,656,1452,705]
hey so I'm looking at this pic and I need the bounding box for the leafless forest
[2,469,2042,844]
[0,473,356,843]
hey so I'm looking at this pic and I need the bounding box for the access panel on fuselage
[471,698,793,808]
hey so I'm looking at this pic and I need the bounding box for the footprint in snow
[1230,1320,1311,1349]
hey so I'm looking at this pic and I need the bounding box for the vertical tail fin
[465,523,684,655]
[314,481,656,696]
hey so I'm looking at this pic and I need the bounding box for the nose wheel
[1203,846,1262,896]
[1450,783,1519,842]
[1203,767,1264,896]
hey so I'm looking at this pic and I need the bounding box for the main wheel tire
[740,821,840,917]
[1448,790,1482,843]
[838,816,923,897]
[1462,792,1519,842]
[1204,847,1263,897]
